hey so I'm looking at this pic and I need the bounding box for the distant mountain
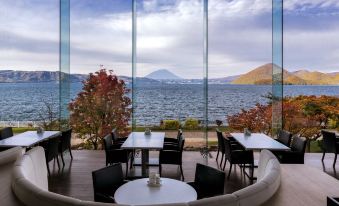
[209,75,241,84]
[0,70,88,83]
[145,69,182,80]
[0,70,163,85]
[232,63,339,85]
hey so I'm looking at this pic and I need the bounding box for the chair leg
[46,161,50,176]
[220,155,224,168]
[60,152,65,166]
[216,149,220,161]
[69,147,73,159]
[180,164,184,181]
[126,162,129,177]
[333,153,337,168]
[227,163,233,179]
[56,156,60,169]
[223,158,227,171]
[130,154,133,169]
[322,151,325,162]
[250,163,254,183]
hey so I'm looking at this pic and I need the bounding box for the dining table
[121,132,165,177]
[0,131,61,148]
[230,133,291,151]
[114,178,197,205]
[230,132,290,181]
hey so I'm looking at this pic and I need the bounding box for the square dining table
[0,131,61,148]
[121,132,165,177]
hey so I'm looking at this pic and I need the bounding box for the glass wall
[283,0,339,152]
[208,0,273,140]
[0,0,59,128]
[134,0,206,148]
[68,0,133,148]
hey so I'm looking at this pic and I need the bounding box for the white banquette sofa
[4,146,280,206]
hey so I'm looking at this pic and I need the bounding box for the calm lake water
[0,82,338,125]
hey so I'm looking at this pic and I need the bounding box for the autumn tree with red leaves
[69,68,131,149]
[227,95,339,141]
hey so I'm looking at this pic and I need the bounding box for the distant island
[0,64,338,85]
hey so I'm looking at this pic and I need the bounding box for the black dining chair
[42,137,61,175]
[111,128,128,146]
[164,129,182,146]
[276,130,292,147]
[224,138,254,180]
[0,127,13,140]
[216,129,243,169]
[163,129,183,150]
[92,163,127,203]
[188,163,225,199]
[58,129,73,166]
[278,136,307,164]
[215,129,225,166]
[321,130,339,167]
[103,133,132,176]
[159,137,185,181]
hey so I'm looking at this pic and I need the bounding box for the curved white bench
[11,147,280,206]
[0,147,25,206]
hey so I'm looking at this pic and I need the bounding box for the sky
[0,0,339,78]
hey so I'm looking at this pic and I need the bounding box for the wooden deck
[48,150,339,203]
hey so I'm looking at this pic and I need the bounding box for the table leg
[141,149,149,177]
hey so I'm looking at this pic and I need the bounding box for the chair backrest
[178,136,185,152]
[177,129,183,139]
[103,133,113,151]
[44,137,60,162]
[60,129,72,152]
[291,136,307,153]
[194,163,225,198]
[216,129,225,153]
[277,130,292,146]
[0,127,13,140]
[111,128,120,142]
[321,130,337,153]
[223,138,232,159]
[92,164,124,195]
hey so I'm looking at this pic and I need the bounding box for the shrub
[184,118,200,130]
[160,120,181,130]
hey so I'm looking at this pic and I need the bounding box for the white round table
[114,178,197,205]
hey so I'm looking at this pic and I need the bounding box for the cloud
[0,0,338,77]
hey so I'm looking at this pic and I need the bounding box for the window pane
[0,0,59,126]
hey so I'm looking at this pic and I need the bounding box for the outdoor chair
[164,129,182,145]
[163,129,183,150]
[224,138,254,180]
[92,163,127,203]
[188,163,225,199]
[0,127,13,140]
[276,130,292,147]
[278,135,307,164]
[111,128,128,146]
[159,137,185,181]
[58,129,73,166]
[42,136,61,175]
[103,133,132,176]
[321,130,339,167]
[216,129,243,169]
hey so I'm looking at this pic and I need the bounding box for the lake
[0,82,338,126]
